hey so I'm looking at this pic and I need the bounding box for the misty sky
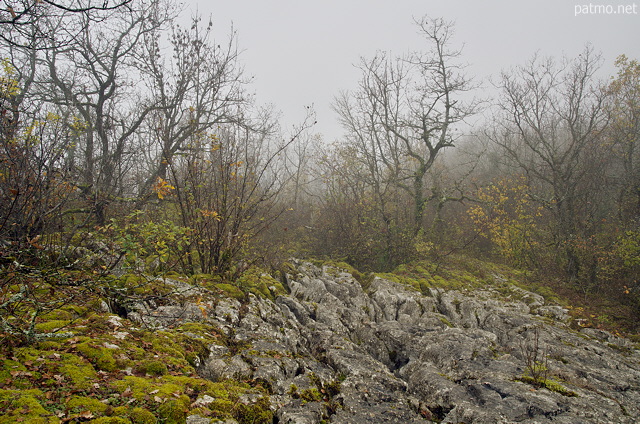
[189,0,639,141]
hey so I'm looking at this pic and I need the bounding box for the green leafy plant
[100,210,191,274]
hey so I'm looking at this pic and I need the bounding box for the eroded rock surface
[131,261,640,423]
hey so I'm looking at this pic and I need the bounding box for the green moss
[163,375,216,393]
[429,275,450,289]
[233,396,273,423]
[5,348,97,391]
[329,262,373,289]
[517,376,578,397]
[14,347,45,362]
[76,340,119,371]
[300,387,323,402]
[278,261,298,279]
[182,379,272,423]
[134,360,168,376]
[83,314,118,334]
[66,395,109,415]
[40,309,74,321]
[109,375,271,424]
[138,331,199,372]
[35,340,63,350]
[375,272,402,284]
[110,406,158,424]
[202,398,233,418]
[112,406,130,418]
[128,407,156,424]
[0,389,57,424]
[122,344,146,361]
[111,376,183,402]
[61,304,88,317]
[58,353,98,390]
[324,380,342,397]
[34,319,72,333]
[162,271,183,279]
[253,282,272,299]
[87,418,131,424]
[0,359,28,387]
[215,283,245,300]
[439,316,454,327]
[288,384,298,397]
[205,380,250,398]
[128,278,172,297]
[191,273,222,285]
[542,379,578,396]
[120,274,146,287]
[236,268,287,301]
[157,396,190,424]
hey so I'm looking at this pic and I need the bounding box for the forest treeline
[0,1,638,314]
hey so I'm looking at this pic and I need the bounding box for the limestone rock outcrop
[131,260,640,423]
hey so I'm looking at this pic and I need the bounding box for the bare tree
[37,0,173,224]
[0,65,74,240]
[334,16,476,236]
[133,15,247,207]
[0,10,76,241]
[489,46,609,279]
[607,55,640,223]
[168,108,316,274]
[0,0,133,47]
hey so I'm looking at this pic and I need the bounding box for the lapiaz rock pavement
[128,260,640,423]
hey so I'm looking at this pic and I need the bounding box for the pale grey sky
[189,0,639,141]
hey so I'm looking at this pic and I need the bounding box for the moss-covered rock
[39,309,74,321]
[236,267,287,300]
[128,407,156,424]
[157,396,190,424]
[34,319,72,333]
[111,376,183,402]
[66,395,109,415]
[233,396,273,423]
[75,340,119,371]
[215,283,245,300]
[138,331,197,373]
[0,270,275,424]
[134,360,168,376]
[107,375,273,423]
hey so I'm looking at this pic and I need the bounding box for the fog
[191,0,639,141]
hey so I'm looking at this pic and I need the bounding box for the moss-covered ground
[0,266,280,424]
